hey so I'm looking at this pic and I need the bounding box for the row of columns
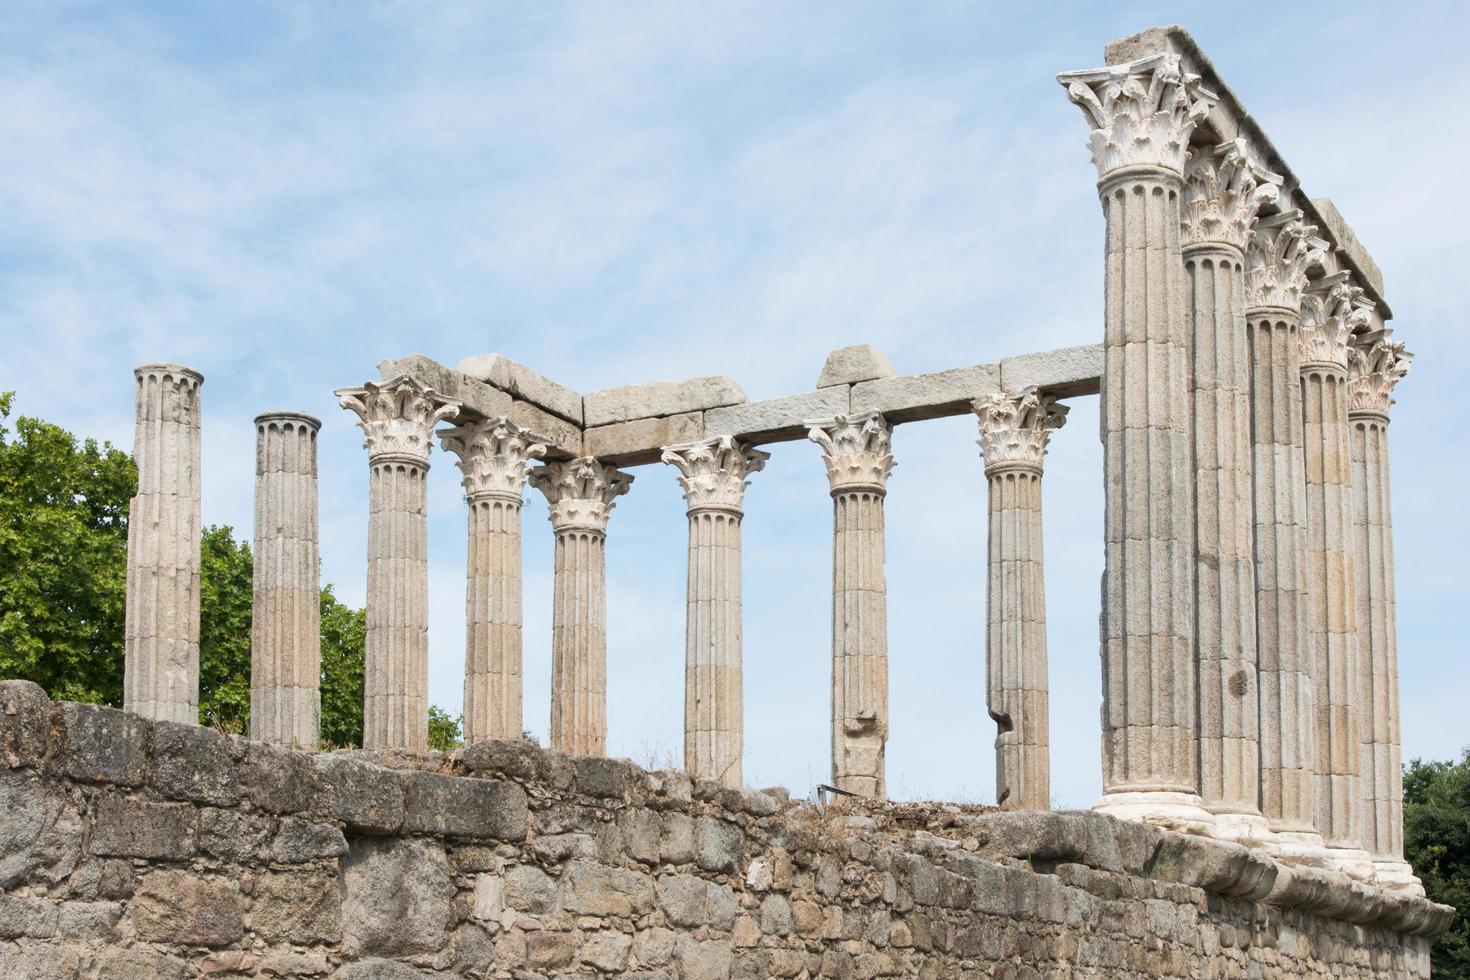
[1058,51,1416,890]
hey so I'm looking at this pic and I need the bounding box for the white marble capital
[806,411,895,494]
[337,375,461,465]
[1301,274,1374,370]
[530,457,633,534]
[1348,334,1412,419]
[440,417,547,502]
[1182,137,1281,252]
[1245,211,1329,314]
[973,388,1068,473]
[662,435,770,515]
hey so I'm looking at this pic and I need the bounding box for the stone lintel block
[401,771,529,840]
[314,754,406,834]
[378,355,513,422]
[817,344,896,388]
[999,344,1103,397]
[457,353,584,424]
[509,399,581,461]
[1311,197,1385,299]
[582,412,705,466]
[584,376,746,427]
[705,388,850,444]
[850,364,1001,422]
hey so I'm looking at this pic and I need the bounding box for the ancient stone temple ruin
[1,24,1456,979]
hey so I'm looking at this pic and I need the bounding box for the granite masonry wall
[0,680,1452,979]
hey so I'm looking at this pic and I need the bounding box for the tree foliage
[319,585,366,748]
[1406,748,1470,977]
[199,525,252,732]
[428,705,464,752]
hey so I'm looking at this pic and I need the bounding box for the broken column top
[817,344,896,389]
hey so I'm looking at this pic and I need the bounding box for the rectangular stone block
[999,344,1103,397]
[585,376,745,427]
[509,399,582,460]
[58,702,148,786]
[0,680,54,770]
[1311,197,1384,299]
[850,363,1001,422]
[378,354,513,421]
[583,412,705,465]
[90,796,197,859]
[705,388,850,443]
[458,352,583,424]
[313,754,405,834]
[402,771,528,840]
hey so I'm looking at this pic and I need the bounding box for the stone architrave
[973,389,1067,811]
[1182,138,1281,840]
[1244,210,1330,859]
[1057,52,1217,829]
[337,377,461,752]
[1299,275,1375,879]
[440,419,548,746]
[251,411,322,748]
[528,457,633,756]
[124,364,204,724]
[806,411,895,798]
[662,436,770,788]
[1347,335,1421,894]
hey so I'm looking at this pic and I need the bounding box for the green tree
[428,704,464,752]
[319,585,366,748]
[1405,748,1470,977]
[198,525,252,732]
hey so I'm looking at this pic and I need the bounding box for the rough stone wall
[0,680,1450,979]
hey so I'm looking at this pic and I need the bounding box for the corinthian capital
[1300,274,1375,368]
[1182,138,1281,251]
[661,436,769,514]
[439,418,548,502]
[1057,52,1217,179]
[806,411,895,494]
[1245,210,1329,313]
[336,376,461,464]
[529,457,633,533]
[973,388,1068,472]
[1348,334,1412,417]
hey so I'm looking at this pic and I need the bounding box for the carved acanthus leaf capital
[336,375,461,464]
[528,456,633,533]
[1300,274,1375,369]
[973,388,1068,472]
[1057,52,1217,179]
[806,411,895,493]
[439,418,548,501]
[661,436,770,514]
[1348,333,1412,417]
[1182,138,1281,251]
[1245,210,1329,313]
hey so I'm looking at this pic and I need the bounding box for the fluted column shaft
[808,414,893,798]
[125,364,204,724]
[338,376,461,752]
[441,420,547,745]
[251,411,321,747]
[530,457,633,757]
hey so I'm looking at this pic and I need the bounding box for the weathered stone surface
[147,721,240,806]
[460,738,546,782]
[402,771,528,840]
[132,870,243,947]
[705,388,849,443]
[314,754,405,833]
[1311,197,1384,298]
[508,397,581,459]
[573,755,635,800]
[199,806,272,861]
[56,702,148,785]
[458,352,584,424]
[92,948,188,980]
[695,817,742,873]
[378,354,512,421]
[817,344,896,388]
[272,816,349,863]
[241,740,318,813]
[0,773,78,888]
[252,869,343,945]
[561,861,656,917]
[89,795,196,860]
[341,837,453,956]
[0,680,55,770]
[585,376,746,427]
[997,344,1102,397]
[583,411,705,464]
[504,863,557,914]
[849,364,1002,422]
[1149,831,1277,900]
[331,961,433,980]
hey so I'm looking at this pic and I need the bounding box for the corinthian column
[124,364,203,724]
[974,390,1066,811]
[251,411,321,747]
[1347,335,1421,894]
[440,419,547,746]
[662,436,769,788]
[1182,138,1280,840]
[528,458,633,756]
[1057,52,1216,829]
[1299,275,1374,878]
[1244,211,1329,859]
[806,412,894,798]
[337,376,460,752]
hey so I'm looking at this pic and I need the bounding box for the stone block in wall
[89,796,196,860]
[676,935,734,980]
[460,737,548,782]
[0,772,79,889]
[341,837,453,957]
[0,894,60,939]
[56,702,148,786]
[504,864,557,914]
[572,755,635,800]
[92,947,189,980]
[401,771,528,840]
[0,679,54,770]
[694,816,742,873]
[560,860,656,917]
[619,808,661,865]
[251,868,343,945]
[332,960,436,979]
[580,930,633,971]
[146,721,240,806]
[1149,831,1277,901]
[272,816,349,863]
[132,869,244,947]
[199,806,273,862]
[240,740,319,814]
[314,754,405,834]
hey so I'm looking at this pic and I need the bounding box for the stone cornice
[529,456,633,533]
[1057,52,1217,179]
[336,375,461,465]
[661,435,769,515]
[1300,273,1374,370]
[1245,210,1329,314]
[439,418,548,502]
[1348,333,1412,419]
[973,388,1068,473]
[806,411,895,494]
[1182,138,1281,252]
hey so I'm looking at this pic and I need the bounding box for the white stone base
[1094,791,1215,834]
[1265,828,1333,868]
[1327,845,1378,883]
[1373,859,1425,896]
[1209,811,1272,845]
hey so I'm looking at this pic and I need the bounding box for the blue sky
[3,1,1466,807]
